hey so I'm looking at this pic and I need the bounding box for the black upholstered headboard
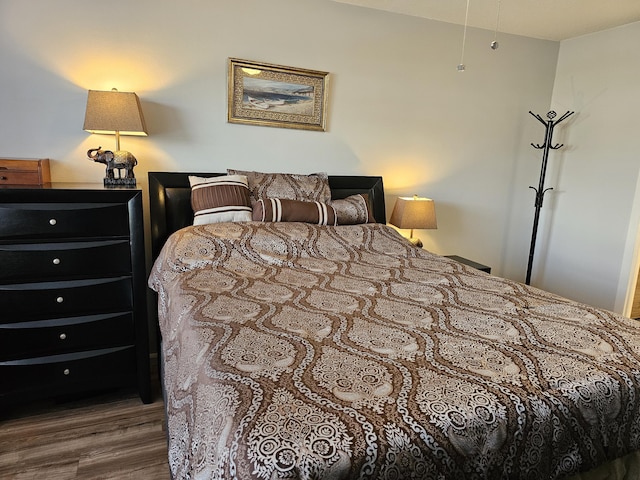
[148,171,386,260]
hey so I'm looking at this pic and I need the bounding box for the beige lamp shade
[83,89,147,149]
[389,195,437,246]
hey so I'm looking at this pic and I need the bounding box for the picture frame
[227,58,329,131]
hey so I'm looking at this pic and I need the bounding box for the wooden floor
[0,382,170,479]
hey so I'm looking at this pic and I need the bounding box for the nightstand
[445,255,491,273]
[0,183,151,407]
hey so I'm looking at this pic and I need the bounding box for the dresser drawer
[0,202,129,239]
[0,277,132,319]
[0,171,43,185]
[0,240,131,283]
[0,346,136,398]
[0,312,134,361]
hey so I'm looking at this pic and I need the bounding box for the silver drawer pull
[0,176,7,181]
[52,258,61,265]
[59,333,67,340]
[63,368,70,376]
[56,296,64,303]
[49,218,57,226]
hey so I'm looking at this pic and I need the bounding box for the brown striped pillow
[189,175,252,225]
[253,198,337,226]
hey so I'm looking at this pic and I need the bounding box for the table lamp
[83,88,147,186]
[389,195,437,247]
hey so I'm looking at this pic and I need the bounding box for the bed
[148,171,640,480]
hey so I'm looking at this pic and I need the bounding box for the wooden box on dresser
[0,183,151,408]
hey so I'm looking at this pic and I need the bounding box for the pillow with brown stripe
[189,175,252,225]
[253,198,337,226]
[330,194,376,225]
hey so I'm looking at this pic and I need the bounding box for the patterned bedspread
[148,222,640,480]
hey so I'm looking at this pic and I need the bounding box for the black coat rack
[525,110,574,285]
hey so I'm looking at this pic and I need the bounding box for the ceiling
[331,0,640,41]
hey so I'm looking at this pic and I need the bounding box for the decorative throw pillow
[331,194,376,225]
[253,198,337,226]
[189,175,252,225]
[227,169,332,205]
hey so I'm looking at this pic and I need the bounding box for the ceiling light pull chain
[457,0,471,71]
[491,0,502,50]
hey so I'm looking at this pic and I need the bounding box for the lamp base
[408,237,423,248]
[104,177,136,187]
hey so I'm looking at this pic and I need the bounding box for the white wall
[539,22,640,313]
[1,1,560,285]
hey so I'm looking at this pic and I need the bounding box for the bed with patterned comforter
[149,221,640,480]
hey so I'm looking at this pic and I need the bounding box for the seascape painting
[242,77,314,116]
[228,58,329,131]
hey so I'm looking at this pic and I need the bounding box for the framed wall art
[227,58,329,131]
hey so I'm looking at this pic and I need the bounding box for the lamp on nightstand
[390,195,437,247]
[83,88,147,186]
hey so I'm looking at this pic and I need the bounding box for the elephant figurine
[87,146,137,184]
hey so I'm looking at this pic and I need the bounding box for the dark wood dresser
[0,183,151,407]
